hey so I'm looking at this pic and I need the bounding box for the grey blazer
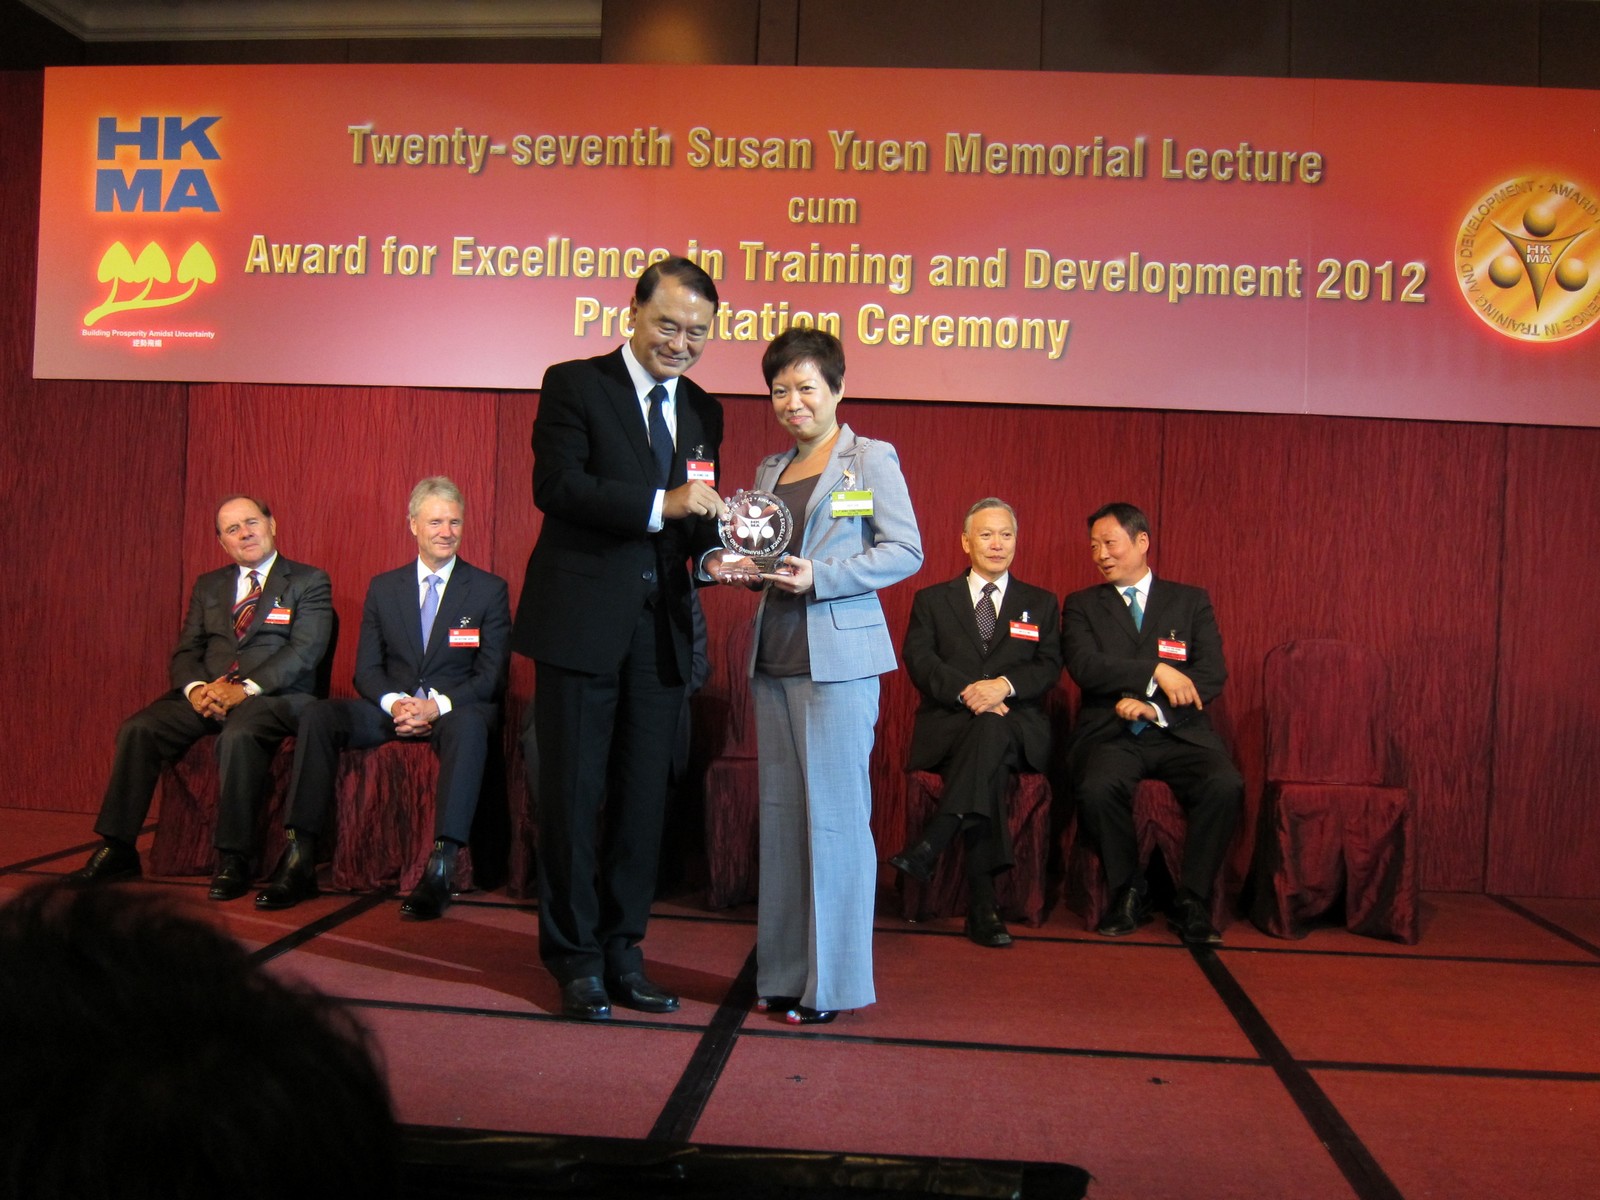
[746,424,923,682]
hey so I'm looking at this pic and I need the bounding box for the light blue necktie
[420,573,442,647]
[417,574,442,699]
[1124,586,1149,734]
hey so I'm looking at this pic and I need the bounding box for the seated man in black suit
[891,498,1062,948]
[256,476,512,920]
[70,495,333,900]
[1062,502,1243,945]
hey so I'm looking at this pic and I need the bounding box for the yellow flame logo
[84,241,217,327]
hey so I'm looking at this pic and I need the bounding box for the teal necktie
[1124,586,1148,734]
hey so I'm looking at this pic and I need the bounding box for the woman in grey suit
[709,328,922,1024]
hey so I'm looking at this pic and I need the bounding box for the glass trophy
[717,488,794,571]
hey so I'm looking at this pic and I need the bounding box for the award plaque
[718,488,794,570]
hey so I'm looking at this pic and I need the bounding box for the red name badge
[449,627,480,648]
[264,607,292,625]
[1158,637,1187,661]
[686,459,715,482]
[1008,620,1040,641]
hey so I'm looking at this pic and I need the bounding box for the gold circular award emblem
[1457,175,1600,342]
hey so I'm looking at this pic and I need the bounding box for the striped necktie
[233,570,261,640]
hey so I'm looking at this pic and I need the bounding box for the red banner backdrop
[34,63,1600,424]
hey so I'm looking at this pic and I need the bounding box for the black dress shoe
[755,995,800,1014]
[1169,891,1223,946]
[784,1005,839,1025]
[965,903,1014,948]
[69,840,141,884]
[399,842,456,921]
[888,840,939,883]
[207,852,252,901]
[254,832,319,910]
[1096,885,1152,937]
[605,971,679,1013]
[560,976,611,1021]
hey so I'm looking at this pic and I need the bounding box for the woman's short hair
[761,327,846,393]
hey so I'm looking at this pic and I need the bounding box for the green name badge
[830,489,874,517]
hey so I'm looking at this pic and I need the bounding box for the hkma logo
[95,115,220,212]
[86,115,220,328]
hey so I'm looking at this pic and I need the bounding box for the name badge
[449,627,481,648]
[1009,620,1040,641]
[1158,636,1187,661]
[830,489,873,517]
[264,607,292,625]
[686,458,715,482]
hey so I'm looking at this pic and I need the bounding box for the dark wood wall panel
[1290,0,1542,85]
[796,0,1044,70]
[1043,0,1291,77]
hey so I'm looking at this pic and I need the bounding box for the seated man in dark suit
[1062,502,1243,946]
[891,498,1062,948]
[256,476,512,920]
[70,495,333,900]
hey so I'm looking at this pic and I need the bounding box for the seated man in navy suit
[1062,502,1243,945]
[70,495,333,901]
[892,499,1062,949]
[256,477,512,920]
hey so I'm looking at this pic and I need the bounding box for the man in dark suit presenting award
[892,499,1062,949]
[70,495,333,899]
[513,256,726,1020]
[1062,502,1243,945]
[255,477,511,920]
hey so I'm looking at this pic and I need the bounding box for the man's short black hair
[634,254,720,311]
[0,881,398,1200]
[1088,502,1149,539]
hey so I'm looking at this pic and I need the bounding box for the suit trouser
[916,712,1023,875]
[1070,727,1243,898]
[754,671,879,1012]
[96,691,308,854]
[531,605,683,984]
[283,698,494,846]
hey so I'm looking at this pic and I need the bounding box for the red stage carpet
[6,808,1598,1199]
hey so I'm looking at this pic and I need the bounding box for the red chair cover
[331,740,475,893]
[1252,781,1417,942]
[1063,779,1231,932]
[1251,640,1418,943]
[148,734,296,877]
[896,770,1052,926]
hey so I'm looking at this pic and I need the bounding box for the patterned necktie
[976,581,998,650]
[1124,585,1144,631]
[420,574,442,648]
[646,384,673,489]
[233,570,261,641]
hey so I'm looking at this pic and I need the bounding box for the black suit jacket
[169,555,332,696]
[1061,577,1229,752]
[903,573,1062,774]
[512,347,723,681]
[354,558,512,711]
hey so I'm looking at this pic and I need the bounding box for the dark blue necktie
[646,384,673,488]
